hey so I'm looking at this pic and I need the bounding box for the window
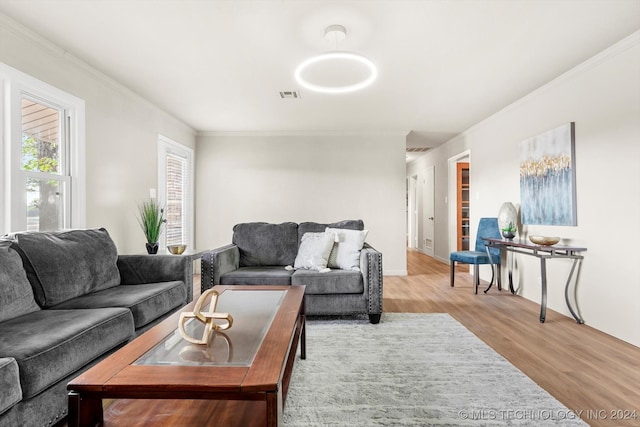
[21,97,68,231]
[158,135,193,249]
[1,63,85,234]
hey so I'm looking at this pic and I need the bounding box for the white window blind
[165,152,187,245]
[158,135,193,250]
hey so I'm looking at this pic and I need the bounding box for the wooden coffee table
[67,285,306,427]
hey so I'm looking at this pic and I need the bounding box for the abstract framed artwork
[520,122,577,226]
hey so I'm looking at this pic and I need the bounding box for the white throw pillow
[294,232,335,271]
[326,228,368,271]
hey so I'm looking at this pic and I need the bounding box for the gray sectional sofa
[201,220,383,324]
[0,228,193,427]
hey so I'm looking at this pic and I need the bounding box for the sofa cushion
[294,232,334,271]
[0,357,21,416]
[292,269,364,294]
[0,242,40,323]
[50,281,186,329]
[233,222,298,267]
[0,308,133,399]
[297,220,364,245]
[11,228,120,307]
[326,228,369,271]
[220,267,293,285]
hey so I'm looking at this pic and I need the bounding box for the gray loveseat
[201,220,383,324]
[0,228,193,427]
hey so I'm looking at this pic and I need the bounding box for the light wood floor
[385,250,640,427]
[58,253,639,426]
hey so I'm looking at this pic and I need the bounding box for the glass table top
[134,289,286,367]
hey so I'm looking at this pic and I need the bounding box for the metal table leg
[540,258,547,323]
[507,250,515,294]
[564,259,585,324]
[483,245,496,293]
[483,244,506,294]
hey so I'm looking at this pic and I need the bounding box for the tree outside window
[21,99,64,231]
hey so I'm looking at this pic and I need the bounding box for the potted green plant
[137,199,165,254]
[501,222,517,240]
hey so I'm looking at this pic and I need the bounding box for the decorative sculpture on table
[179,289,233,345]
[178,331,233,363]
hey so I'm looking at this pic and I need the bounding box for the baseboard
[435,255,449,264]
[412,249,449,265]
[384,269,408,276]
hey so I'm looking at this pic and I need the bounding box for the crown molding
[197,130,410,138]
[456,30,640,140]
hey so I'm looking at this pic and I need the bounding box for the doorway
[456,162,470,251]
[448,151,471,256]
[406,168,435,257]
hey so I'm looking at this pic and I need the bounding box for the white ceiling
[1,0,639,155]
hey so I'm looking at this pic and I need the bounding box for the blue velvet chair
[450,217,501,294]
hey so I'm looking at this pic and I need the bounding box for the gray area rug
[284,313,587,426]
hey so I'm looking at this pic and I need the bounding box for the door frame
[448,150,471,261]
[407,175,418,249]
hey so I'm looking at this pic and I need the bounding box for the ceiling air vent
[406,147,430,153]
[279,90,301,99]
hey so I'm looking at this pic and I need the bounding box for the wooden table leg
[300,314,306,360]
[68,391,103,427]
[266,389,283,427]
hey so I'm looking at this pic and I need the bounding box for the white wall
[413,32,640,346]
[0,15,196,253]
[195,132,408,275]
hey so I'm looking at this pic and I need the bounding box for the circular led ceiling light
[295,25,378,94]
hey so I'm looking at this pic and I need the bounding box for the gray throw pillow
[233,222,298,267]
[12,228,120,307]
[0,241,40,322]
[294,232,334,271]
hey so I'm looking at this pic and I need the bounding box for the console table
[483,238,586,324]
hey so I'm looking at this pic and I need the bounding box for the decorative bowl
[167,244,187,255]
[529,236,560,246]
[501,230,516,240]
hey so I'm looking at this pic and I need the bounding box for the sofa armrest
[201,244,240,292]
[360,243,383,319]
[117,255,193,304]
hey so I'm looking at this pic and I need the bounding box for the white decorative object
[325,228,368,270]
[498,202,518,238]
[294,232,335,271]
[294,25,378,94]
